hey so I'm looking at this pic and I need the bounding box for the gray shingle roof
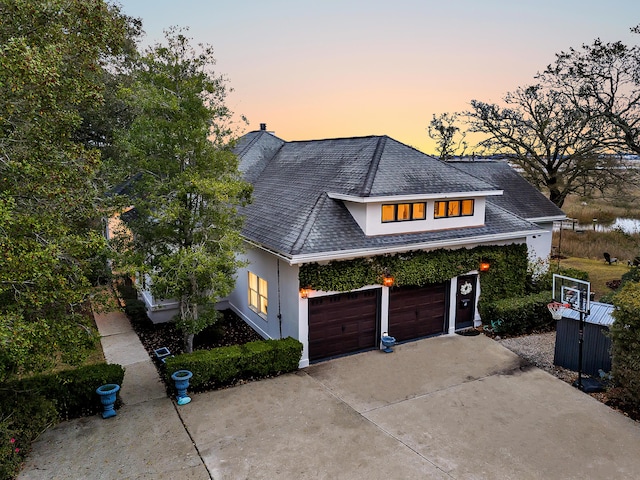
[235,133,543,262]
[235,131,285,184]
[450,160,565,221]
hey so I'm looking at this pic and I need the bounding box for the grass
[553,229,640,263]
[561,184,640,224]
[554,256,629,301]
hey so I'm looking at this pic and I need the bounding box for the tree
[465,84,618,207]
[541,28,640,155]
[114,29,252,353]
[427,112,467,160]
[0,0,136,379]
[610,281,640,413]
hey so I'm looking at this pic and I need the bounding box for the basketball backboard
[552,274,590,314]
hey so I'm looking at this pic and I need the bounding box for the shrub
[9,363,125,420]
[0,395,57,480]
[0,363,124,478]
[479,291,553,336]
[165,337,303,392]
[527,266,589,294]
[610,282,640,411]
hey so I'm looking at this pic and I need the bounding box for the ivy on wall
[298,244,528,303]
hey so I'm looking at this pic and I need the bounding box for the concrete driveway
[179,334,640,479]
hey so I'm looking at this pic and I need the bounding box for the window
[434,199,475,218]
[381,202,426,222]
[248,272,268,316]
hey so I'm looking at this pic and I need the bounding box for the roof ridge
[236,131,265,158]
[291,193,328,255]
[360,136,387,197]
[286,134,383,144]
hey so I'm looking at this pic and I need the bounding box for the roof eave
[262,229,540,265]
[327,190,504,203]
[528,215,567,223]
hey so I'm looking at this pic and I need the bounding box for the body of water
[557,218,640,234]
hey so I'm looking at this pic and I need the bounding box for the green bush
[9,363,125,420]
[268,337,305,373]
[165,337,303,392]
[0,395,57,480]
[0,363,124,478]
[479,291,553,336]
[610,282,640,411]
[527,266,589,294]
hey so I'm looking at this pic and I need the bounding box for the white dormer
[328,191,502,236]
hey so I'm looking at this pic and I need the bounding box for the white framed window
[381,202,426,222]
[434,199,475,218]
[248,272,268,316]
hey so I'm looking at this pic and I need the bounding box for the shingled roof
[450,160,565,222]
[236,132,543,263]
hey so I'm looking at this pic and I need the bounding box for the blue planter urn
[381,333,396,353]
[171,370,193,405]
[96,384,120,419]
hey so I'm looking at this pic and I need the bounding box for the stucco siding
[228,247,301,344]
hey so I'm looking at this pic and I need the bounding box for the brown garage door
[308,289,380,361]
[388,283,447,342]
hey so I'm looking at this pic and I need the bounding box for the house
[226,128,565,367]
[450,160,565,263]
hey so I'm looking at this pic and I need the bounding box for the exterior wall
[140,289,180,324]
[228,247,301,344]
[344,198,487,236]
[231,239,528,367]
[527,221,554,264]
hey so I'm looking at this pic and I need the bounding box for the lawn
[556,256,629,301]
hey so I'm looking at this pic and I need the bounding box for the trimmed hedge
[0,363,124,480]
[479,291,553,336]
[3,363,125,420]
[165,337,303,392]
[610,282,640,412]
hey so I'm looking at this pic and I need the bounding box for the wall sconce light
[299,287,312,298]
[479,261,490,272]
[382,275,395,287]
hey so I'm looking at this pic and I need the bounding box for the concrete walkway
[19,300,211,480]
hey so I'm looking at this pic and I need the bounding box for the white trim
[448,277,458,334]
[328,190,503,203]
[528,215,566,223]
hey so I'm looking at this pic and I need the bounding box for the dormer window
[434,199,475,218]
[382,202,426,222]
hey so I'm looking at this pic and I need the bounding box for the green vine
[299,244,528,303]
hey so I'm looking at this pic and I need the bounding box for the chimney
[260,123,267,131]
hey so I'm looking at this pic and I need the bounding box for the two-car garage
[308,283,451,362]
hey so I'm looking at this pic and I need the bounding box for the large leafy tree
[0,0,136,378]
[427,112,467,161]
[465,84,619,207]
[541,27,640,155]
[114,29,252,353]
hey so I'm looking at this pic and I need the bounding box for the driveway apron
[181,334,640,479]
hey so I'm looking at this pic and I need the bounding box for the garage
[388,283,447,342]
[308,289,380,362]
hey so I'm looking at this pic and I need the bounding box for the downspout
[277,259,282,339]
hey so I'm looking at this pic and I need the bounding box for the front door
[455,275,477,330]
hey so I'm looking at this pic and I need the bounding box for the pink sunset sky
[117,0,640,154]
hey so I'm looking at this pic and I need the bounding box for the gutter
[244,229,540,266]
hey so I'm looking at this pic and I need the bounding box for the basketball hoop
[547,302,569,320]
